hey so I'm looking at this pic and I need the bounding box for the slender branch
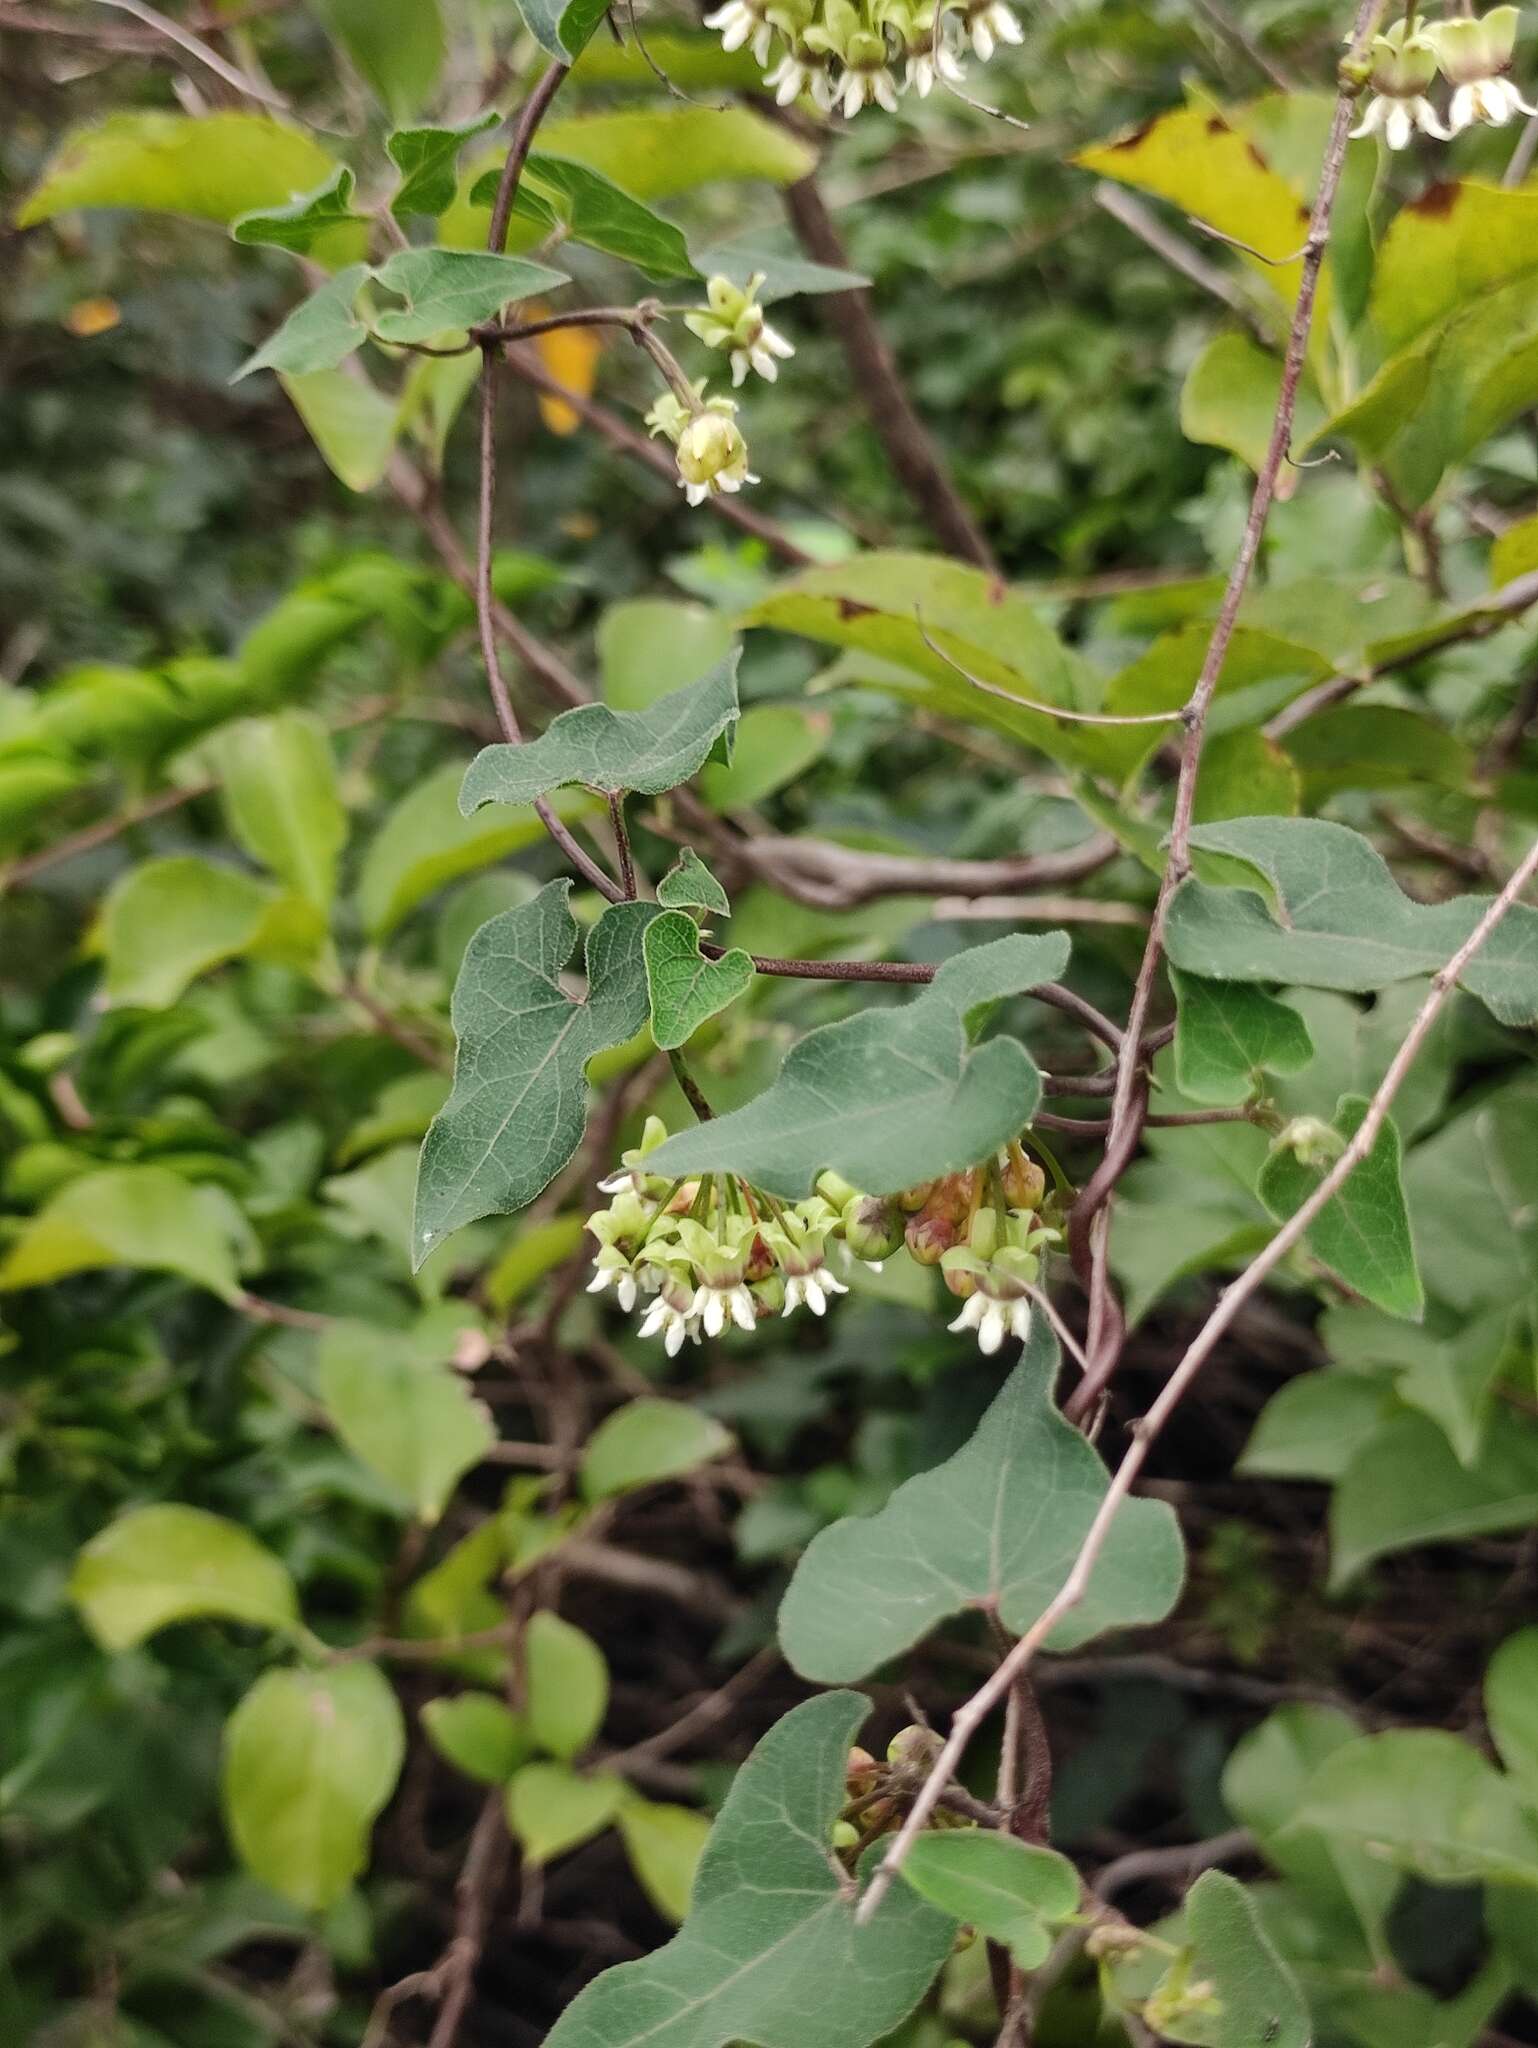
[778,169,997,571]
[90,0,289,105]
[711,823,1120,910]
[667,1047,716,1122]
[1068,0,1384,1401]
[856,825,1538,1924]
[1093,183,1271,342]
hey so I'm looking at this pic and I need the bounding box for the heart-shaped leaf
[1257,1095,1423,1320]
[1171,970,1314,1106]
[389,112,500,219]
[1166,818,1538,1029]
[469,153,696,279]
[656,848,730,914]
[372,248,569,344]
[778,1321,1185,1682]
[542,1692,958,2048]
[645,910,754,1049]
[647,933,1070,1199]
[413,883,657,1262]
[460,659,739,811]
[232,264,370,380]
[232,167,368,255]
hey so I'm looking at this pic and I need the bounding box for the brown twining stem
[860,826,1538,1926]
[1065,0,1385,1409]
[778,169,998,572]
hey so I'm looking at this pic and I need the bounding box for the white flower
[783,1267,849,1316]
[809,65,842,110]
[691,1282,758,1336]
[963,0,1021,63]
[703,0,775,61]
[638,1285,702,1357]
[587,1261,639,1313]
[675,407,757,505]
[840,63,901,115]
[731,319,795,388]
[1351,91,1450,146]
[905,40,965,94]
[947,1289,1032,1356]
[765,50,817,102]
[1432,6,1538,128]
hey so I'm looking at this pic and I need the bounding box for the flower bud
[831,1819,861,1851]
[678,411,745,486]
[886,1724,943,1771]
[844,1193,905,1262]
[846,1746,879,1791]
[899,1180,935,1212]
[1001,1144,1046,1211]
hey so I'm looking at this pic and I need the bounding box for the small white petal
[587,1269,610,1295]
[1385,101,1414,149]
[990,4,1022,45]
[842,73,864,118]
[665,1320,687,1357]
[720,15,751,49]
[617,1274,638,1313]
[972,20,994,62]
[730,1286,757,1332]
[874,70,900,112]
[751,20,774,62]
[803,1276,826,1315]
[978,1303,1007,1355]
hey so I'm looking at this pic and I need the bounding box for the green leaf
[688,234,868,302]
[616,1797,711,1923]
[508,1761,624,1863]
[744,554,1100,772]
[656,849,730,915]
[1171,970,1313,1107]
[1239,1372,1389,1483]
[1488,1628,1538,1806]
[0,1165,244,1300]
[222,1663,406,1911]
[1294,1730,1538,1888]
[541,1692,957,2048]
[598,599,737,711]
[485,1211,587,1312]
[372,248,569,345]
[1166,817,1538,1029]
[525,1610,608,1760]
[231,166,367,255]
[1330,1410,1538,1586]
[413,884,657,1260]
[466,154,696,280]
[1257,1096,1422,1321]
[460,659,740,810]
[18,111,343,228]
[213,711,345,908]
[421,1692,534,1783]
[1370,178,1538,353]
[388,112,500,219]
[698,703,829,810]
[645,911,754,1050]
[899,1834,1079,1968]
[1223,1704,1400,1948]
[1078,101,1327,320]
[317,1312,495,1523]
[1176,1870,1312,2048]
[355,760,590,938]
[646,933,1069,1200]
[1181,332,1324,475]
[514,0,611,60]
[70,1505,298,1652]
[1283,706,1472,803]
[1193,729,1300,823]
[489,106,814,203]
[96,855,312,1007]
[311,0,444,119]
[279,365,399,492]
[580,1398,734,1502]
[778,1321,1184,1682]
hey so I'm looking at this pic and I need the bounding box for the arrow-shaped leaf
[470,152,696,279]
[1166,817,1538,1029]
[1258,1095,1423,1321]
[389,112,500,219]
[232,166,368,254]
[644,910,753,1049]
[460,658,739,812]
[778,1321,1185,1682]
[646,933,1070,1199]
[656,848,730,914]
[542,1691,957,2048]
[372,247,569,344]
[232,263,370,381]
[413,883,656,1263]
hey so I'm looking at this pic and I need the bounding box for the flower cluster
[684,273,796,388]
[703,0,1021,115]
[644,387,757,507]
[585,1123,1058,1359]
[1350,7,1535,149]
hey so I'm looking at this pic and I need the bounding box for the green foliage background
[5,1,1538,2044]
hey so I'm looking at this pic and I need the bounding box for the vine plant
[9,0,1538,2044]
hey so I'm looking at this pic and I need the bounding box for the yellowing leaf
[534,315,603,435]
